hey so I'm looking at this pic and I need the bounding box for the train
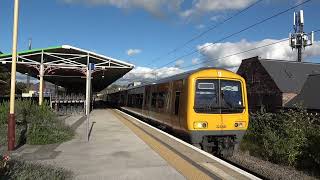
[106,67,249,157]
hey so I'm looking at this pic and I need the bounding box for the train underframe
[189,131,246,157]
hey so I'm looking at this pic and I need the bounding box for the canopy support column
[85,54,91,141]
[39,50,44,106]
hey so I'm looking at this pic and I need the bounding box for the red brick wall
[237,58,282,111]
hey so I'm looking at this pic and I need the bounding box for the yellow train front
[107,68,249,157]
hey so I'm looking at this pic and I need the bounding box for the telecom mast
[289,10,314,62]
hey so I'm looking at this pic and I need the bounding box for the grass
[0,100,75,179]
[0,125,25,153]
[27,121,74,145]
[1,159,73,180]
[0,100,74,147]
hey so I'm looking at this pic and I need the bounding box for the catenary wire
[129,28,319,76]
[156,0,312,69]
[145,0,265,67]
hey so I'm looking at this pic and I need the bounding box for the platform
[13,109,258,180]
[14,109,185,179]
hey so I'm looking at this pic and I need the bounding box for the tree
[16,82,28,94]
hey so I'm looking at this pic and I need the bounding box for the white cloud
[180,9,193,18]
[63,0,184,16]
[127,49,142,56]
[295,0,304,4]
[118,66,184,84]
[192,58,199,64]
[181,0,256,18]
[175,59,184,67]
[210,15,223,22]
[16,73,39,83]
[195,24,205,29]
[197,39,320,70]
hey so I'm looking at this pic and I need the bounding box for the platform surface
[19,109,185,179]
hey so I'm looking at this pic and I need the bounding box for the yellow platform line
[111,109,214,180]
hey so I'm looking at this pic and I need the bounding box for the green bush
[0,102,8,125]
[0,100,74,146]
[242,106,320,169]
[26,102,74,145]
[0,125,24,151]
[27,122,74,145]
[2,159,72,180]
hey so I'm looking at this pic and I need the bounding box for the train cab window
[194,80,219,113]
[174,92,180,115]
[220,80,244,113]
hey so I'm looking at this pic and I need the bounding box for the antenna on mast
[289,10,314,62]
[28,38,32,50]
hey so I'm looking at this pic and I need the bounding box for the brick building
[237,56,320,111]
[286,74,320,111]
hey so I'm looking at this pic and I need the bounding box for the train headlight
[194,122,208,129]
[235,122,245,128]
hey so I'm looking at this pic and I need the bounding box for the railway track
[112,108,264,180]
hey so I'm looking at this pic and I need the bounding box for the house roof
[286,74,320,110]
[240,56,320,93]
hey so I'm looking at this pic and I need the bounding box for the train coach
[106,67,249,157]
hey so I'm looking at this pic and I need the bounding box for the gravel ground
[228,151,318,180]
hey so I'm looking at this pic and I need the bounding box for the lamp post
[8,0,20,151]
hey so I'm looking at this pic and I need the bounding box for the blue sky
[1,0,320,82]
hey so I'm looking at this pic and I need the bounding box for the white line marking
[202,163,237,180]
[116,108,261,180]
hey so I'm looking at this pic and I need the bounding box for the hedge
[241,106,320,174]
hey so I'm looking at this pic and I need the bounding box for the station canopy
[0,45,134,92]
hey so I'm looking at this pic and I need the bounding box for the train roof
[125,67,232,91]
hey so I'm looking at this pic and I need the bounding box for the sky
[1,0,320,84]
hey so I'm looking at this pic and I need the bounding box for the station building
[0,45,134,113]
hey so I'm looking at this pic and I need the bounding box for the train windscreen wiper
[220,106,245,111]
[194,106,220,111]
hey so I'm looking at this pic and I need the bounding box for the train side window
[151,93,157,108]
[157,92,166,109]
[174,92,180,115]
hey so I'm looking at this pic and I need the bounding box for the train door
[166,82,174,127]
[144,86,151,117]
[174,91,181,129]
[172,80,183,130]
[174,91,180,115]
[220,79,245,130]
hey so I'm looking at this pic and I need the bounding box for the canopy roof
[0,45,134,92]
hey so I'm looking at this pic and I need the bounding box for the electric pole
[289,10,314,62]
[8,0,20,151]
